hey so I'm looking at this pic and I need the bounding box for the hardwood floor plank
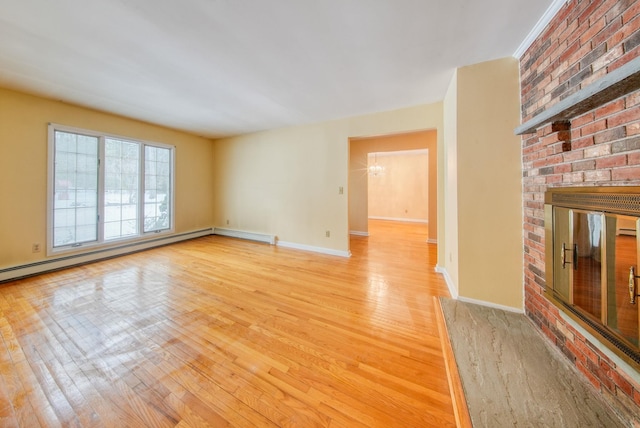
[0,220,456,427]
[435,297,472,428]
[0,361,41,428]
[165,392,218,428]
[34,310,127,427]
[38,300,166,426]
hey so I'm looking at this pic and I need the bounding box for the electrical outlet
[325,230,330,238]
[32,243,41,253]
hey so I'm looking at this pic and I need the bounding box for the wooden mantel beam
[515,56,640,135]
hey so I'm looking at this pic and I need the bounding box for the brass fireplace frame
[544,186,640,369]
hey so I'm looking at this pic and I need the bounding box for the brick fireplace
[521,0,640,417]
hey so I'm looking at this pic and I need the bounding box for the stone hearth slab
[439,298,626,427]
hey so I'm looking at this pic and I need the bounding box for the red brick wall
[521,0,640,415]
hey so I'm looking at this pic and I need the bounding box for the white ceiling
[0,0,554,138]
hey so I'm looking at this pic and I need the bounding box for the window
[48,124,174,254]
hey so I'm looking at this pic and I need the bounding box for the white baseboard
[457,296,524,314]
[277,241,351,258]
[349,231,369,236]
[434,265,523,313]
[435,265,457,298]
[213,227,276,245]
[0,228,213,283]
[368,216,428,223]
[211,227,351,257]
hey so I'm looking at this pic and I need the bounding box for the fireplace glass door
[552,207,571,302]
[551,207,640,351]
[572,211,603,321]
[552,208,604,320]
[545,187,640,368]
[605,214,639,348]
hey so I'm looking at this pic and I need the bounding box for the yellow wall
[349,138,371,234]
[0,87,215,269]
[213,104,443,253]
[443,69,460,294]
[349,131,437,240]
[443,57,523,309]
[368,151,429,222]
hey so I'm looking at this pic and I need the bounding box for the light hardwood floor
[0,220,455,427]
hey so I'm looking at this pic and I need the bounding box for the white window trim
[47,123,175,256]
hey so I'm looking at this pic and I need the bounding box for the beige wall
[349,139,370,234]
[368,151,429,222]
[443,57,523,309]
[0,87,215,269]
[349,130,437,240]
[213,104,443,254]
[443,69,460,294]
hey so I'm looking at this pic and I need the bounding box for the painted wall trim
[515,55,640,134]
[349,231,370,236]
[435,265,457,299]
[212,228,276,245]
[457,296,525,314]
[513,0,567,59]
[0,228,213,283]
[277,241,351,258]
[368,216,428,223]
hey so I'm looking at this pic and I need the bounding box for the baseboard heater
[0,228,213,283]
[212,228,276,245]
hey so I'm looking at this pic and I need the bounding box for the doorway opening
[348,130,437,246]
[367,149,428,224]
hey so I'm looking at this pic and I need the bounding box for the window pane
[144,145,171,233]
[53,131,98,247]
[104,138,139,240]
[50,126,173,252]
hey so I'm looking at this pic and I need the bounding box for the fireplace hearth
[545,187,640,369]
